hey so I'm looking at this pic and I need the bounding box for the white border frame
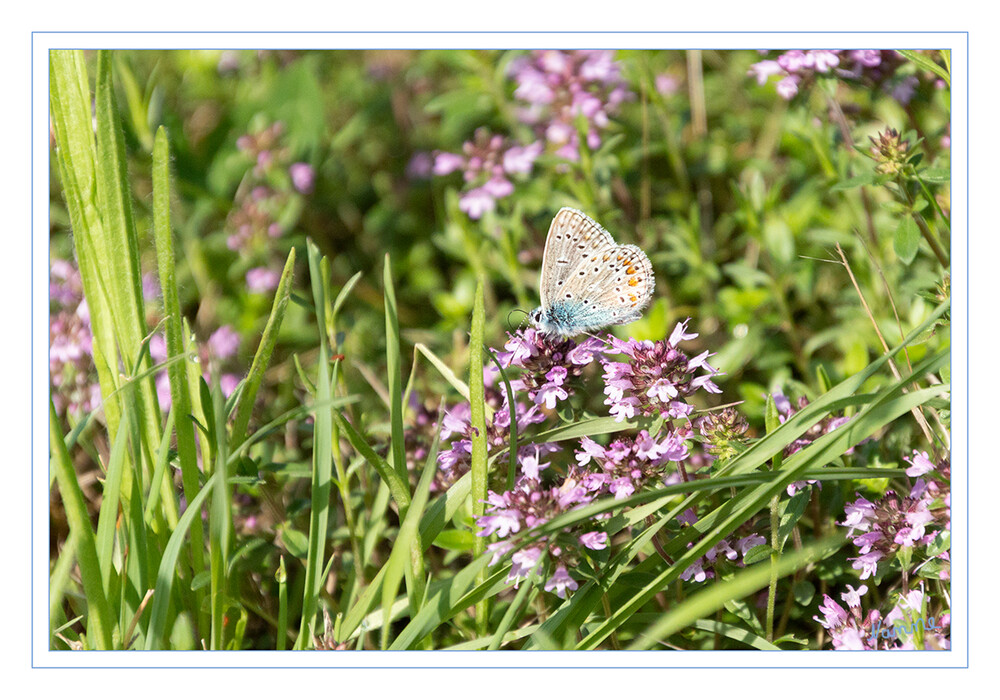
[31,31,968,669]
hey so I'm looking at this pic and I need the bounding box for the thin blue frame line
[32,30,969,34]
[30,29,35,669]
[35,39,966,667]
[960,31,966,665]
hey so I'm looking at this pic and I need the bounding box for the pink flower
[432,151,465,175]
[288,162,314,193]
[458,187,495,219]
[246,267,280,293]
[543,566,578,599]
[208,325,240,360]
[579,531,609,550]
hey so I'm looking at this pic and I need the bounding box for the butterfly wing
[539,208,654,333]
[539,207,617,310]
[577,242,655,326]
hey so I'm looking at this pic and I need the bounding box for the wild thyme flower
[696,406,750,463]
[772,391,863,495]
[879,586,950,650]
[432,128,542,219]
[574,430,689,499]
[817,584,950,650]
[476,471,600,597]
[497,327,606,410]
[435,382,549,489]
[601,319,721,423]
[748,49,908,102]
[149,325,242,411]
[50,258,100,416]
[509,50,631,162]
[246,266,281,293]
[814,585,880,650]
[840,454,950,580]
[673,508,766,583]
[288,162,315,194]
[228,121,312,252]
[869,127,910,175]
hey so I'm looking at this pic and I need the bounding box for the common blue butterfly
[529,207,654,337]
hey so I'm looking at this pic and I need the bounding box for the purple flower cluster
[509,50,631,162]
[497,327,606,410]
[432,128,542,219]
[227,122,312,294]
[435,382,549,490]
[601,319,721,423]
[673,508,766,583]
[151,324,242,411]
[748,49,910,102]
[50,258,100,416]
[575,430,689,500]
[813,584,880,650]
[815,584,949,650]
[478,454,606,597]
[841,451,950,581]
[771,391,863,496]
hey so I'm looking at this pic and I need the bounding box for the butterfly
[528,207,654,337]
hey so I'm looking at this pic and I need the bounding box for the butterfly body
[530,207,654,337]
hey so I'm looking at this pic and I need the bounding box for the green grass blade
[383,253,410,493]
[49,532,78,639]
[294,241,335,649]
[144,472,217,649]
[94,398,132,593]
[897,49,950,87]
[49,50,123,437]
[334,411,410,514]
[150,127,207,631]
[627,536,844,649]
[467,277,489,636]
[378,433,438,648]
[50,402,114,649]
[229,248,296,451]
[208,378,233,650]
[94,51,168,519]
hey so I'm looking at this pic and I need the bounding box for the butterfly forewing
[539,207,617,309]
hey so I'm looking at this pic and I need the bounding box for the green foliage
[49,49,950,652]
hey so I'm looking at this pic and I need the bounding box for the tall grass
[48,48,951,651]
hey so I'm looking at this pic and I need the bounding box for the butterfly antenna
[502,308,535,370]
[506,307,529,330]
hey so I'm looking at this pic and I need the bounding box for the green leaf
[897,49,950,87]
[742,543,773,566]
[281,527,310,559]
[920,167,950,183]
[468,277,489,636]
[432,529,477,551]
[894,217,920,264]
[229,248,296,451]
[793,580,816,606]
[191,571,212,592]
[830,172,875,191]
[50,402,115,649]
